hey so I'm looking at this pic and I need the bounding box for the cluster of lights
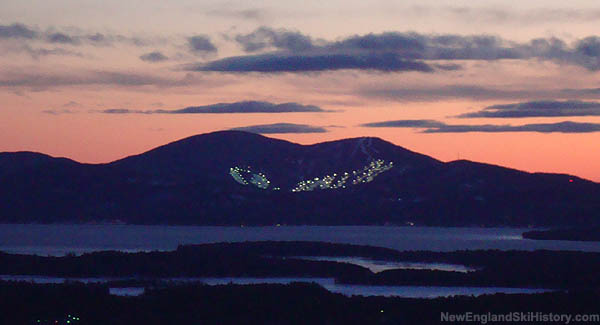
[351,159,394,185]
[292,175,336,192]
[292,159,393,192]
[230,159,393,192]
[36,314,80,324]
[249,172,270,189]
[230,167,249,185]
[229,166,271,189]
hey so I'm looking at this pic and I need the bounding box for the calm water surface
[293,256,476,273]
[1,224,600,256]
[0,275,550,298]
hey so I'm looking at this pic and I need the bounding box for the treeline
[2,281,600,324]
[523,228,600,241]
[2,241,600,289]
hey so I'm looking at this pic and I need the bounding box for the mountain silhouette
[1,131,598,226]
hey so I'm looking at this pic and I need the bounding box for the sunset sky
[2,0,600,181]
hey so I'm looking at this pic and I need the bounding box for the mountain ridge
[0,131,598,226]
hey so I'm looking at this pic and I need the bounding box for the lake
[291,256,477,273]
[0,275,551,298]
[1,224,600,256]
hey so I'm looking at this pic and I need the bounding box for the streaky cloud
[361,119,600,133]
[360,85,600,102]
[172,101,325,113]
[562,88,600,95]
[42,109,75,115]
[359,85,546,102]
[417,6,600,24]
[100,101,328,114]
[21,45,84,58]
[86,33,106,43]
[0,23,37,39]
[230,123,328,134]
[458,100,600,118]
[424,121,600,133]
[46,32,79,44]
[0,22,158,47]
[102,108,140,114]
[190,53,434,72]
[361,120,445,128]
[0,70,200,89]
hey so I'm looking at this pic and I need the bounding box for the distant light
[569,179,574,183]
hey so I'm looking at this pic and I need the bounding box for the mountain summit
[1,131,598,226]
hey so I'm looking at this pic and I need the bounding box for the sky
[2,0,600,181]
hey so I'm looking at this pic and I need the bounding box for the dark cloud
[0,22,157,48]
[187,35,217,54]
[431,63,463,70]
[190,53,434,72]
[361,119,600,133]
[222,28,600,73]
[571,37,600,70]
[326,32,525,61]
[139,51,168,62]
[336,33,600,70]
[232,29,523,60]
[0,23,37,39]
[459,100,600,118]
[329,32,426,54]
[46,32,79,44]
[86,33,106,43]
[361,120,445,128]
[234,27,314,52]
[171,101,325,113]
[100,101,328,114]
[577,37,600,57]
[75,33,160,47]
[229,123,328,134]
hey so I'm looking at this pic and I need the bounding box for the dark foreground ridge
[2,241,600,324]
[2,241,600,289]
[1,130,599,226]
[523,227,600,241]
[2,281,600,325]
